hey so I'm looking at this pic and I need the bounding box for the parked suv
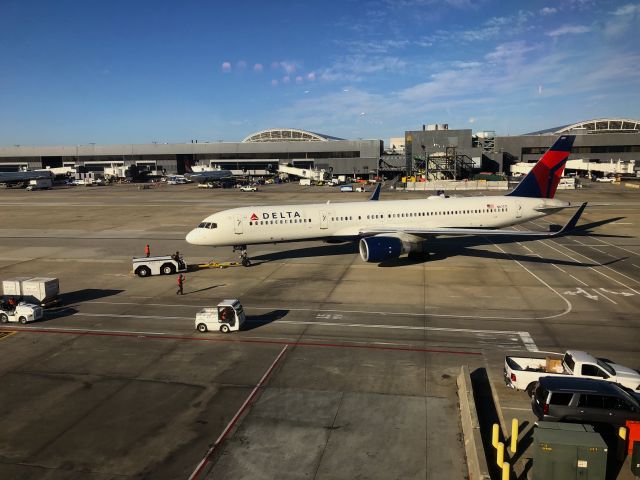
[532,376,640,426]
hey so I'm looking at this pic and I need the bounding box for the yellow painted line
[0,331,16,340]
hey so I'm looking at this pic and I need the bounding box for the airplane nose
[186,229,201,245]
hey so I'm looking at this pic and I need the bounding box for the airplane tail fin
[508,135,575,198]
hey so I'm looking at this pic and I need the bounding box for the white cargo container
[20,278,60,306]
[2,277,33,297]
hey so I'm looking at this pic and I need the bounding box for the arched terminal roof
[526,118,640,135]
[242,128,345,142]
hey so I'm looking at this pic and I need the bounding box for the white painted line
[551,264,566,273]
[537,240,640,293]
[518,332,539,352]
[83,300,568,321]
[501,407,533,411]
[568,274,589,287]
[188,345,288,480]
[490,243,572,320]
[594,288,617,305]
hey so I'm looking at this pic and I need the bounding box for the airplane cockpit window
[198,222,218,229]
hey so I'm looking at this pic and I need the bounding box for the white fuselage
[186,195,569,247]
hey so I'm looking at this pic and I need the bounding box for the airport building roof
[525,118,640,135]
[242,128,345,143]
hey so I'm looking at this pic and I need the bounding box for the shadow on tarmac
[60,288,123,304]
[243,309,289,331]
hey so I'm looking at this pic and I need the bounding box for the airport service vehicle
[132,255,187,277]
[240,185,258,192]
[2,277,60,307]
[26,178,53,191]
[195,299,245,333]
[299,178,312,186]
[186,135,588,265]
[340,185,354,192]
[532,377,640,426]
[0,302,43,324]
[505,350,640,396]
[595,176,615,183]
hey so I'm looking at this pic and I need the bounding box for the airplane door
[234,215,243,234]
[516,204,522,218]
[320,210,329,229]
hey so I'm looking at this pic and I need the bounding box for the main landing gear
[234,245,251,267]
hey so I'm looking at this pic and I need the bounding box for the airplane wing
[359,202,587,239]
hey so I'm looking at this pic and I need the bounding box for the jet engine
[359,236,408,262]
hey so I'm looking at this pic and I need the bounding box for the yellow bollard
[510,418,519,454]
[492,423,500,449]
[618,426,627,440]
[502,461,510,480]
[497,441,504,468]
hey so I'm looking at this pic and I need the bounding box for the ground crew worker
[176,273,185,295]
[7,297,17,310]
[145,244,151,257]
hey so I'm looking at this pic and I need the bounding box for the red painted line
[0,326,481,356]
[187,345,288,480]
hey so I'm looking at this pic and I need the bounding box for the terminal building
[1,119,638,180]
[401,118,640,178]
[493,118,640,176]
[0,128,382,177]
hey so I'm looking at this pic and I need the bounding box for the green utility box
[533,422,608,480]
[631,441,640,476]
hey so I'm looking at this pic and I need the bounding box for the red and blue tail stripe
[508,135,575,198]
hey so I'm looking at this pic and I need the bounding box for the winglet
[369,183,382,201]
[553,202,587,236]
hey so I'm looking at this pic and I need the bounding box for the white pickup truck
[504,350,640,396]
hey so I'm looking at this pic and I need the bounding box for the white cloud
[254,63,263,72]
[307,72,316,81]
[295,75,304,84]
[611,3,640,15]
[540,7,557,15]
[546,25,591,37]
[319,55,406,82]
[221,62,231,72]
[270,79,278,87]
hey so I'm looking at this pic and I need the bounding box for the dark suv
[532,377,640,426]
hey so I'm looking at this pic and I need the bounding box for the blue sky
[1,0,639,146]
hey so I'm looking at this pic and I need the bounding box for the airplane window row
[249,218,311,226]
[198,222,218,229]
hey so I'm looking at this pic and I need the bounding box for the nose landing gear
[233,245,251,267]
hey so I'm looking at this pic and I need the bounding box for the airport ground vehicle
[240,185,258,192]
[532,377,640,426]
[132,255,187,277]
[2,277,60,307]
[595,176,615,182]
[340,185,354,192]
[26,178,53,190]
[195,299,245,333]
[504,350,640,396]
[0,302,43,323]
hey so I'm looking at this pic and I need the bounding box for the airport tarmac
[0,181,638,479]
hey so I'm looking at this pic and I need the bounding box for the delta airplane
[186,135,587,265]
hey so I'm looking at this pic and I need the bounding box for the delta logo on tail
[508,135,575,199]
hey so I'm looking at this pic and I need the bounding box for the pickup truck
[504,350,640,396]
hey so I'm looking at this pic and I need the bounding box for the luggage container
[21,277,60,307]
[2,277,33,297]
